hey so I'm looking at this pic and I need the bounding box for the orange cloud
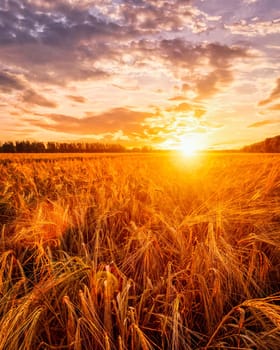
[248,119,280,127]
[259,78,280,106]
[168,96,187,101]
[67,95,87,103]
[269,104,280,110]
[167,103,192,113]
[196,69,233,99]
[25,108,155,134]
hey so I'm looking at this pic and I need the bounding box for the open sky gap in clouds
[0,0,279,148]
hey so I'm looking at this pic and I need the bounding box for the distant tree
[58,143,68,153]
[46,142,57,153]
[141,146,153,152]
[266,136,280,153]
[1,142,15,153]
[33,142,46,153]
[271,136,280,152]
[15,141,45,153]
[242,135,280,153]
[16,141,28,153]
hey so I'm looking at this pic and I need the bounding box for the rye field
[0,152,280,349]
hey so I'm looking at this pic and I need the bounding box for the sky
[0,0,279,149]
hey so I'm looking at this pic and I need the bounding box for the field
[0,153,280,349]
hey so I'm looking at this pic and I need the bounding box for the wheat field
[0,153,280,349]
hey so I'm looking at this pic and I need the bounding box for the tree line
[242,135,280,153]
[0,141,130,153]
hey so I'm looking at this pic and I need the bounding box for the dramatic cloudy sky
[0,0,279,149]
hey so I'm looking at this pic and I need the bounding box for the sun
[179,134,206,156]
[180,142,199,156]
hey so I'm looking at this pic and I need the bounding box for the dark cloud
[25,108,155,134]
[0,70,57,108]
[0,0,123,85]
[130,39,249,91]
[207,43,248,66]
[155,39,249,99]
[119,0,192,33]
[0,45,110,86]
[248,119,279,128]
[0,0,271,146]
[0,0,125,47]
[196,68,233,99]
[0,0,231,89]
[22,90,57,108]
[0,71,25,92]
[0,0,191,89]
[258,78,280,106]
[0,0,249,97]
[157,40,248,68]
[134,39,249,96]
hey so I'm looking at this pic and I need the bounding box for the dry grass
[0,152,279,349]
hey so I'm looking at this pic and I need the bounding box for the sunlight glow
[180,143,199,156]
[179,134,207,156]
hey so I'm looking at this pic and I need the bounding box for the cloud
[196,69,233,99]
[67,95,87,103]
[0,0,204,90]
[25,108,155,134]
[225,18,280,37]
[22,90,57,108]
[0,0,127,47]
[248,119,280,127]
[0,71,57,108]
[131,40,249,100]
[0,0,251,122]
[269,103,280,110]
[243,0,258,3]
[0,0,274,148]
[117,0,193,33]
[258,78,280,106]
[0,0,122,85]
[157,40,249,99]
[168,96,187,101]
[156,40,248,69]
[112,84,139,91]
[167,102,192,113]
[0,71,25,92]
[206,43,249,67]
[194,109,206,118]
[182,83,191,92]
[0,0,246,91]
[165,101,206,118]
